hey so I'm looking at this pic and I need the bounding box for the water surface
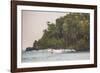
[22,50,90,62]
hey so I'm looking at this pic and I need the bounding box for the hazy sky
[22,10,66,50]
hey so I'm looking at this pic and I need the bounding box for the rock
[25,47,33,51]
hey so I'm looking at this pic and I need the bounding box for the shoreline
[24,48,90,53]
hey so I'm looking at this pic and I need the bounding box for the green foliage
[35,13,90,51]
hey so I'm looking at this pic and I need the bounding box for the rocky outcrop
[25,47,34,51]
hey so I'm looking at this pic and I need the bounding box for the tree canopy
[34,13,90,51]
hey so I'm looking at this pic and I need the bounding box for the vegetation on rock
[33,13,90,51]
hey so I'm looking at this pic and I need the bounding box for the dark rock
[25,47,34,51]
[25,47,39,51]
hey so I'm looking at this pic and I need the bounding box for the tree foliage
[34,13,90,51]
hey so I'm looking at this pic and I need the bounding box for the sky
[22,10,67,50]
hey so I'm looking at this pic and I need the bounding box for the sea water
[22,50,90,62]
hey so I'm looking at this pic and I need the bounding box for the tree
[35,13,90,51]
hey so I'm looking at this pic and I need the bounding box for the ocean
[22,50,90,62]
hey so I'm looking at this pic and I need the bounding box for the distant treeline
[33,13,90,51]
